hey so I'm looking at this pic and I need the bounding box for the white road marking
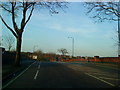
[34,70,39,80]
[38,65,40,69]
[95,65,118,70]
[85,73,115,87]
[34,61,41,80]
[99,77,120,81]
[90,72,113,76]
[3,61,36,89]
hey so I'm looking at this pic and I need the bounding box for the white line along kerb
[3,61,36,89]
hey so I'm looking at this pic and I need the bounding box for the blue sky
[2,2,118,57]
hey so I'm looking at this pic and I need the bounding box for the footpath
[2,57,35,87]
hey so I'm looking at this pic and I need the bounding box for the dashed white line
[38,65,40,69]
[34,62,41,80]
[85,73,115,87]
[34,70,39,80]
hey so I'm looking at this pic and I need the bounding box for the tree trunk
[118,18,120,56]
[15,34,22,66]
[8,46,11,51]
[9,47,10,51]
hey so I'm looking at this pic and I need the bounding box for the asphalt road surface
[3,61,120,88]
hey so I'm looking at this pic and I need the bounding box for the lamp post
[68,37,74,57]
[33,45,38,52]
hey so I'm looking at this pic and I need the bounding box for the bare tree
[33,49,43,60]
[0,0,68,66]
[4,35,15,51]
[58,48,68,56]
[84,1,120,56]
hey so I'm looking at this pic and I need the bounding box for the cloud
[50,24,80,33]
[50,23,97,34]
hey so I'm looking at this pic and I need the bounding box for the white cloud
[50,24,80,33]
[50,23,97,34]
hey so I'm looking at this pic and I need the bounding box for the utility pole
[68,37,74,57]
[33,45,38,52]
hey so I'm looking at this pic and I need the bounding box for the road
[3,61,120,88]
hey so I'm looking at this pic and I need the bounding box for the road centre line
[38,61,41,69]
[85,73,115,87]
[3,61,36,89]
[38,64,40,69]
[34,70,39,80]
[34,62,41,80]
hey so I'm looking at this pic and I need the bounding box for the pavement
[2,61,120,88]
[2,57,35,87]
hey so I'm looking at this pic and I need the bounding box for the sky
[1,2,118,57]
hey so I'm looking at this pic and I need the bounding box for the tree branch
[0,15,18,38]
[84,2,118,22]
[101,5,118,17]
[11,2,19,33]
[24,4,34,26]
[0,5,12,13]
[20,2,27,31]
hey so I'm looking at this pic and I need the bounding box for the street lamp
[68,37,74,57]
[33,45,38,52]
